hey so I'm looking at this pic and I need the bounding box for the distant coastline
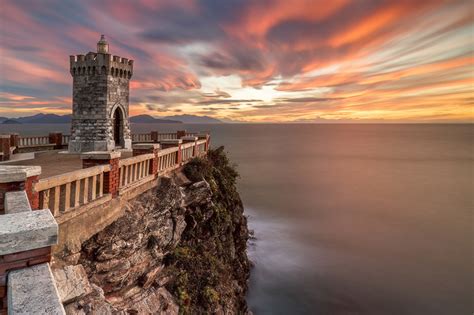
[0,113,224,125]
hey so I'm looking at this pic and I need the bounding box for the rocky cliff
[52,147,251,314]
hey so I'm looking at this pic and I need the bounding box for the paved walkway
[3,150,132,179]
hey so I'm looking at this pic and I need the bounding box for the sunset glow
[0,0,472,122]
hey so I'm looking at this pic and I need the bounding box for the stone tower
[68,35,133,152]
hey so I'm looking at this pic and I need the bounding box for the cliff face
[54,147,250,314]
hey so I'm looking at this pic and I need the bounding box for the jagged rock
[64,283,119,315]
[124,287,178,314]
[52,265,93,304]
[55,149,250,314]
[140,265,164,289]
[182,180,212,207]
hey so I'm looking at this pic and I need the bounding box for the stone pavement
[2,150,132,179]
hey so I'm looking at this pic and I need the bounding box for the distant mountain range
[162,114,223,124]
[0,114,72,124]
[129,115,181,123]
[0,113,224,124]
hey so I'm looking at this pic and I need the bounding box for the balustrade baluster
[40,189,50,210]
[74,180,80,207]
[119,167,124,187]
[64,182,71,211]
[99,172,104,197]
[82,178,89,204]
[91,175,97,200]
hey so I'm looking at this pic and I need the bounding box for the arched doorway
[113,107,123,146]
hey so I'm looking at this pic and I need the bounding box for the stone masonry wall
[70,70,110,152]
[69,52,133,152]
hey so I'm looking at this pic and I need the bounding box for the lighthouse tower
[68,35,133,152]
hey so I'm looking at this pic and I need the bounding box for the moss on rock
[167,147,250,314]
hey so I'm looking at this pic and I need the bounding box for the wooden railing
[19,136,50,147]
[158,147,179,171]
[119,153,154,188]
[35,165,110,216]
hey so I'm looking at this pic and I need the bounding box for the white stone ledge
[132,143,160,150]
[182,136,198,141]
[0,209,58,255]
[0,165,41,183]
[4,191,31,214]
[8,263,66,315]
[18,143,55,148]
[80,151,121,160]
[159,139,182,145]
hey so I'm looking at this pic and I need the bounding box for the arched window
[115,68,119,77]
[101,66,107,75]
[127,71,131,79]
[73,68,76,75]
[82,67,86,75]
[92,66,96,75]
[119,69,123,78]
[87,66,91,74]
[111,67,115,76]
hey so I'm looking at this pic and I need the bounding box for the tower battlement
[69,53,133,78]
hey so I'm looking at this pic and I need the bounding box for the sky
[0,0,472,123]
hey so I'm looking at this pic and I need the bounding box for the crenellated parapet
[69,52,133,78]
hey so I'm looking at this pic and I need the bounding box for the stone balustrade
[158,147,179,171]
[181,140,196,163]
[35,164,111,216]
[130,130,201,143]
[18,135,50,147]
[0,166,64,314]
[131,133,153,142]
[118,153,155,188]
[0,130,209,162]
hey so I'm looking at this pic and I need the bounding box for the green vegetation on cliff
[167,147,250,314]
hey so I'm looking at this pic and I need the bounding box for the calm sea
[1,123,472,314]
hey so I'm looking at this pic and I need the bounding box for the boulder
[182,180,212,207]
[52,264,93,304]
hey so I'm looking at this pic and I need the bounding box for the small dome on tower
[97,35,109,54]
